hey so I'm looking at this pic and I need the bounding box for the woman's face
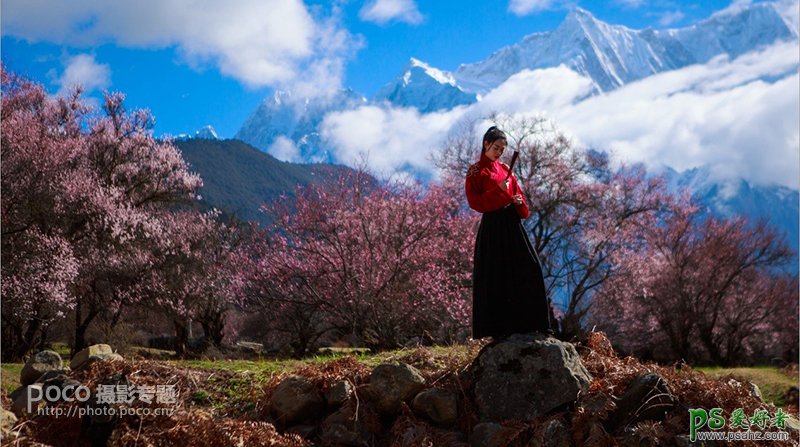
[483,139,507,162]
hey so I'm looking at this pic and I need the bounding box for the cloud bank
[320,40,799,188]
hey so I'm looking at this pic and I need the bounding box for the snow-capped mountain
[173,125,220,141]
[660,165,799,256]
[374,58,476,113]
[454,2,796,93]
[194,125,219,140]
[235,89,366,162]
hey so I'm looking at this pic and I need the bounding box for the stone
[20,350,63,386]
[36,369,72,384]
[1,408,18,437]
[325,380,354,408]
[528,418,573,447]
[41,374,83,401]
[470,422,517,447]
[748,382,763,401]
[580,392,618,422]
[81,372,126,447]
[11,384,44,416]
[609,373,676,428]
[70,344,122,370]
[366,363,426,414]
[320,400,368,447]
[783,415,800,437]
[411,388,458,427]
[268,375,324,425]
[473,333,592,422]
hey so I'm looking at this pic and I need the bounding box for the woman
[465,126,552,340]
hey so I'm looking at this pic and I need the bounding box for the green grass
[1,363,23,394]
[696,366,798,407]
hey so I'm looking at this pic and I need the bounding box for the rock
[470,422,517,447]
[269,375,324,425]
[41,374,83,401]
[81,372,126,447]
[70,344,122,370]
[21,350,63,386]
[529,418,573,447]
[580,392,618,422]
[783,415,800,437]
[36,369,72,384]
[609,373,676,428]
[321,400,368,447]
[748,382,763,401]
[11,384,44,416]
[473,333,592,422]
[325,380,354,408]
[1,408,18,438]
[411,388,458,427]
[366,363,425,414]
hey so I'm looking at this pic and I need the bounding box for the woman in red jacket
[465,126,553,340]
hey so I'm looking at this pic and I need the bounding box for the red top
[465,153,530,219]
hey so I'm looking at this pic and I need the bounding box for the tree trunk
[173,319,189,358]
[200,311,225,347]
[73,300,100,356]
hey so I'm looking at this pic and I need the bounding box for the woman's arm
[465,174,512,213]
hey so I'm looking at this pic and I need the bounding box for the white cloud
[552,41,800,188]
[54,53,111,96]
[658,10,685,26]
[2,0,360,96]
[320,105,464,177]
[359,0,423,25]
[268,136,303,162]
[508,0,555,16]
[478,66,594,114]
[320,40,799,188]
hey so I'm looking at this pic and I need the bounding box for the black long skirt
[472,204,552,339]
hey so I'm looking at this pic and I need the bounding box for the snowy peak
[375,58,476,113]
[406,57,458,86]
[235,89,367,163]
[194,125,219,140]
[454,0,796,94]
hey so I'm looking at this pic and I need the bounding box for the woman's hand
[512,194,524,205]
[497,179,510,192]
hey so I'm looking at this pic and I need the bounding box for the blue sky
[2,0,743,138]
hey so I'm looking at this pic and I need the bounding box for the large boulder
[20,350,63,386]
[473,333,592,422]
[412,388,458,427]
[11,384,44,416]
[70,344,122,370]
[268,375,325,425]
[325,380,354,409]
[320,400,369,447]
[366,363,426,414]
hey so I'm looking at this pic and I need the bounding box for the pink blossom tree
[592,204,795,365]
[236,171,477,356]
[0,69,229,359]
